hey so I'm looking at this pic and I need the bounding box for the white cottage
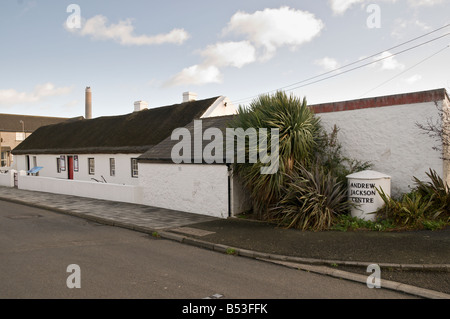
[12,93,240,209]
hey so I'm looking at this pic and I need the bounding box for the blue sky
[1,0,449,118]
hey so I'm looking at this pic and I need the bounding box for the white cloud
[223,6,324,61]
[314,57,341,71]
[329,0,444,15]
[165,41,255,87]
[0,83,73,105]
[405,74,422,84]
[200,41,256,68]
[329,0,365,15]
[165,65,222,87]
[391,18,431,38]
[166,6,324,87]
[373,51,405,70]
[408,0,444,6]
[67,15,190,46]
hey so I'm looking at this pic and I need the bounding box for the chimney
[85,87,92,119]
[134,100,149,112]
[183,91,198,103]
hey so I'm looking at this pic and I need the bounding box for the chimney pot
[134,100,149,112]
[183,91,198,103]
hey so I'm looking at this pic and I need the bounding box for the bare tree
[416,100,450,161]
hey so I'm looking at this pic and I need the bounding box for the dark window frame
[88,158,95,175]
[110,158,116,177]
[131,158,138,178]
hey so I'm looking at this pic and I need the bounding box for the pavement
[0,186,449,299]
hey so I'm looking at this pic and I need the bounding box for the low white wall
[317,101,444,195]
[18,174,143,204]
[0,169,15,187]
[140,163,229,218]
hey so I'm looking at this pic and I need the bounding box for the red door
[68,156,74,180]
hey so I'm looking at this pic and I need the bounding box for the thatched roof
[138,114,235,163]
[12,97,220,155]
[0,114,80,133]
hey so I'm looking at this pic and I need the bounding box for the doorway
[68,156,74,180]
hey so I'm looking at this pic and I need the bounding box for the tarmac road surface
[0,200,415,300]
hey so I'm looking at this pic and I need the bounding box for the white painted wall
[15,153,141,185]
[18,173,142,204]
[201,96,237,118]
[0,169,15,187]
[318,101,444,195]
[140,163,229,218]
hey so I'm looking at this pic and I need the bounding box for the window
[110,158,115,176]
[1,151,8,167]
[131,158,138,178]
[56,158,61,173]
[60,156,66,171]
[74,156,79,172]
[88,158,95,175]
[15,132,25,141]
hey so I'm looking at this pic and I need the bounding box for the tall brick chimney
[85,87,92,119]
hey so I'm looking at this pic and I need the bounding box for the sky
[0,0,449,118]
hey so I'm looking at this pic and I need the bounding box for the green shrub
[332,215,395,231]
[230,91,321,218]
[269,163,351,231]
[414,168,450,221]
[374,169,450,230]
[376,188,434,228]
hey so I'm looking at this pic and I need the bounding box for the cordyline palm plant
[414,168,450,220]
[270,163,351,230]
[229,91,321,218]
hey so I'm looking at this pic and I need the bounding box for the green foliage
[230,91,321,217]
[332,215,395,232]
[151,231,160,238]
[375,170,450,230]
[268,163,351,231]
[414,168,450,221]
[376,188,434,228]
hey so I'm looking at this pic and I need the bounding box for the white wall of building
[15,153,141,185]
[317,101,444,196]
[201,96,237,118]
[140,163,230,218]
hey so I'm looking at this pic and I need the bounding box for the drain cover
[170,227,215,237]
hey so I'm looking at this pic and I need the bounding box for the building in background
[0,114,80,168]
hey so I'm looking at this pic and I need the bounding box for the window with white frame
[131,158,138,178]
[15,132,25,141]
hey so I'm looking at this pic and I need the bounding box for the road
[0,200,415,300]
